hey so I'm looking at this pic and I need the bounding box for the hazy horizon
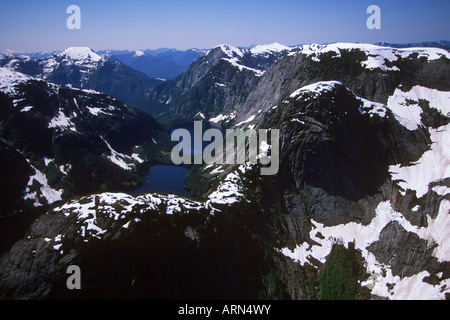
[3,40,450,55]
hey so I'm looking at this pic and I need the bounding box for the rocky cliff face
[235,43,450,127]
[242,45,450,299]
[197,43,450,299]
[131,43,297,125]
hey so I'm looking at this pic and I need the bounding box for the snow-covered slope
[236,73,450,300]
[36,47,105,82]
[214,42,296,76]
[295,42,450,72]
[48,192,209,244]
[0,68,165,214]
[250,42,291,55]
[0,67,34,95]
[55,47,103,63]
[281,199,450,300]
[234,40,450,130]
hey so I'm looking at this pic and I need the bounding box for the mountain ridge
[0,67,171,218]
[0,47,161,104]
[130,42,299,125]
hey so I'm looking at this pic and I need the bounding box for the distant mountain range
[0,47,208,104]
[131,43,297,125]
[2,41,447,107]
[99,48,207,80]
[375,40,450,51]
[0,47,160,104]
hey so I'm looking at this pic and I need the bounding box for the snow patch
[209,111,236,123]
[52,192,208,240]
[298,43,450,72]
[133,50,145,57]
[281,200,450,300]
[222,58,264,76]
[20,106,34,112]
[207,171,245,205]
[48,110,77,132]
[386,86,450,131]
[0,67,33,95]
[389,123,450,199]
[216,44,244,58]
[24,165,62,207]
[195,112,205,119]
[86,106,111,116]
[101,137,135,171]
[432,185,450,196]
[235,115,256,127]
[290,81,341,100]
[356,96,387,118]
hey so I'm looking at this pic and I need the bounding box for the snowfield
[0,67,33,95]
[24,163,63,207]
[297,43,450,72]
[47,110,77,132]
[290,80,342,100]
[216,43,293,77]
[281,200,450,300]
[387,86,450,131]
[207,171,245,206]
[57,47,103,63]
[50,192,209,244]
[389,123,450,199]
[250,42,291,56]
[386,86,450,199]
[39,47,104,82]
[209,111,236,123]
[288,80,389,119]
[100,137,142,171]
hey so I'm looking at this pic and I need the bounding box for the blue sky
[0,0,449,52]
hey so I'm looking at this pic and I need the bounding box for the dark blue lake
[132,165,190,196]
[133,121,220,196]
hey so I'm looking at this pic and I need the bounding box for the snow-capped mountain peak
[56,47,103,62]
[215,43,292,58]
[132,50,146,57]
[250,42,291,55]
[215,44,245,58]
